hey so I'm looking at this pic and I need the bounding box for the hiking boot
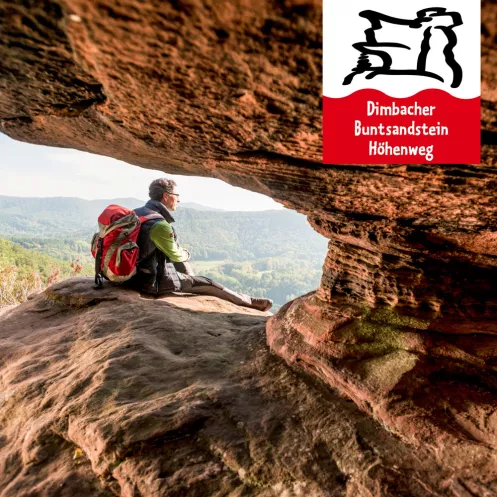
[250,298,273,312]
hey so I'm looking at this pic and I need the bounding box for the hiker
[130,178,273,312]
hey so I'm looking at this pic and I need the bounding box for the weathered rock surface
[1,278,497,497]
[2,0,497,471]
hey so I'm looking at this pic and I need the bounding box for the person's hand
[183,248,191,261]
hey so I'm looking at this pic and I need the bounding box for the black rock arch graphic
[343,7,463,89]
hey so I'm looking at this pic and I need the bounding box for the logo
[323,1,480,165]
[343,8,462,88]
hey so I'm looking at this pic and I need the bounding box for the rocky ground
[0,278,495,497]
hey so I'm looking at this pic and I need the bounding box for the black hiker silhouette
[343,7,463,88]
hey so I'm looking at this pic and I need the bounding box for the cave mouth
[0,137,329,312]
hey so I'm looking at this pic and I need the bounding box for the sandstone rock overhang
[0,0,495,224]
[2,0,497,459]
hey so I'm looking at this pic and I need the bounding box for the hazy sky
[0,133,282,211]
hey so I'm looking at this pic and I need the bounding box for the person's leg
[173,261,195,276]
[179,274,272,310]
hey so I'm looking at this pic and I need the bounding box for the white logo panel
[323,0,480,99]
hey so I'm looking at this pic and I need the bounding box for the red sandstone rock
[1,0,497,477]
[1,278,497,496]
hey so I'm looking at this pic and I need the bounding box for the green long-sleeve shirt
[150,220,190,262]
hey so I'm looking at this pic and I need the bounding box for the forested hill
[0,196,223,235]
[0,196,144,235]
[174,208,326,261]
[0,196,327,263]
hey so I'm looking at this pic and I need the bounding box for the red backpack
[91,205,162,288]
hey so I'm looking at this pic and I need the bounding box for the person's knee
[174,261,195,276]
[194,276,225,290]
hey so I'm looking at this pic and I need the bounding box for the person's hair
[149,178,177,200]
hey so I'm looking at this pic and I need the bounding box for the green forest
[0,196,328,310]
[0,238,83,306]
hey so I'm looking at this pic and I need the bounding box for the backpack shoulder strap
[93,238,104,289]
[138,213,164,224]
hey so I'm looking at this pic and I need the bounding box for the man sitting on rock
[130,178,273,312]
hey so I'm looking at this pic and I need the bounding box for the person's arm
[149,221,190,262]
